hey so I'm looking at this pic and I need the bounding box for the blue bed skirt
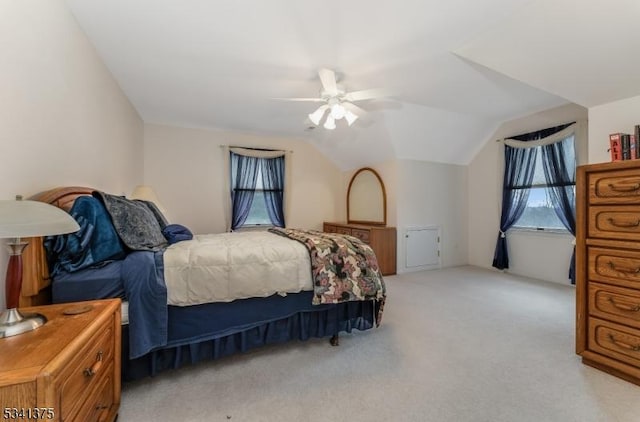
[122,292,379,381]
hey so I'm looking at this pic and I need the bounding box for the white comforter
[163,231,313,306]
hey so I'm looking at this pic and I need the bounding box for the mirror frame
[347,167,387,226]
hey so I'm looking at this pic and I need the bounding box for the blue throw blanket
[45,196,125,277]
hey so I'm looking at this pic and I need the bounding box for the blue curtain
[493,122,576,279]
[492,146,537,269]
[541,136,576,284]
[230,152,260,230]
[260,156,285,227]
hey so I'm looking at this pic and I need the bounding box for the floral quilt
[268,227,386,325]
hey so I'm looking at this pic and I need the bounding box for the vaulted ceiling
[65,0,640,170]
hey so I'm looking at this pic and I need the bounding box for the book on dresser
[576,160,640,386]
[323,222,397,276]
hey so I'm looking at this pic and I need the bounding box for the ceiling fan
[279,68,388,130]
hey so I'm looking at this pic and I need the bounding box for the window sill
[509,227,571,236]
[235,224,274,232]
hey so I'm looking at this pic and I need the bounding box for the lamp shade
[308,104,329,126]
[345,110,359,126]
[0,200,79,238]
[324,115,336,130]
[130,185,167,213]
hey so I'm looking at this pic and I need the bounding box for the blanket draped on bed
[122,251,168,359]
[268,227,386,325]
[44,196,126,277]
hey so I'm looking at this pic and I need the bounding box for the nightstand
[0,299,121,422]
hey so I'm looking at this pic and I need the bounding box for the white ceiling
[64,0,639,170]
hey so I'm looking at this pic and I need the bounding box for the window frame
[228,149,286,230]
[510,135,576,232]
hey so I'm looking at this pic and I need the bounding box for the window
[513,134,576,231]
[242,166,271,226]
[229,150,286,230]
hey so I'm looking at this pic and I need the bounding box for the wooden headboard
[20,186,95,307]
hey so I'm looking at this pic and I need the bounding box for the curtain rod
[496,121,577,143]
[220,145,293,153]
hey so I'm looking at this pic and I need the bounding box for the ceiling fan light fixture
[330,103,346,120]
[345,110,358,126]
[308,105,328,126]
[324,115,336,130]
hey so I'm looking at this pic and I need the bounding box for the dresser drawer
[58,318,115,421]
[589,282,640,329]
[351,228,370,243]
[589,169,640,205]
[588,206,640,241]
[589,317,640,367]
[335,227,352,235]
[588,246,640,289]
[323,224,337,233]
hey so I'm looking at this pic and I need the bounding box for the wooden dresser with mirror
[324,167,397,276]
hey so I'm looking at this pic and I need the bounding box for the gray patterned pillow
[92,191,167,251]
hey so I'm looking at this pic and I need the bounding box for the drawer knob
[83,350,104,377]
[607,297,640,312]
[608,334,640,352]
[606,218,640,228]
[607,261,640,275]
[608,182,640,192]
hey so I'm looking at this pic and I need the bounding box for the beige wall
[395,159,468,272]
[467,103,587,284]
[0,0,144,310]
[588,95,640,164]
[343,159,467,273]
[143,124,343,234]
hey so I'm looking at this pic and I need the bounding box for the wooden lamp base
[0,240,47,338]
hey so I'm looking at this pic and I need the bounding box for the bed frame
[22,186,377,380]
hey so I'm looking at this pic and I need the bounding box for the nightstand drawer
[589,283,640,328]
[589,317,640,367]
[73,362,115,422]
[58,317,115,421]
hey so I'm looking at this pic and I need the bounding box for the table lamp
[0,196,79,338]
[130,185,167,214]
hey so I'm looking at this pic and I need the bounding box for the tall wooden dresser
[0,299,121,421]
[323,222,397,276]
[576,161,640,385]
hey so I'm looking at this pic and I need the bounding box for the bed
[20,187,386,381]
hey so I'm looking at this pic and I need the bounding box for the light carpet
[120,266,640,421]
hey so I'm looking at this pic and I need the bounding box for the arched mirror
[347,167,387,226]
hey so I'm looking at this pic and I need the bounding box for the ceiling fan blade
[318,68,338,96]
[342,101,367,117]
[273,97,325,102]
[344,88,389,102]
